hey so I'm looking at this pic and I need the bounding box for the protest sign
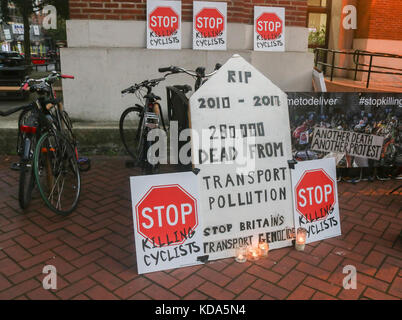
[189,54,295,260]
[193,1,227,51]
[130,172,204,274]
[147,0,181,50]
[310,127,384,160]
[254,6,285,52]
[292,158,341,244]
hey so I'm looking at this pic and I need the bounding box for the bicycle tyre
[33,131,81,215]
[18,160,35,210]
[119,106,144,162]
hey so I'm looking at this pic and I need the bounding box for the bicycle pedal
[10,162,21,171]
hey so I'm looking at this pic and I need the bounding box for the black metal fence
[314,48,402,88]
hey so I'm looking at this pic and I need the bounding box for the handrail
[314,48,402,88]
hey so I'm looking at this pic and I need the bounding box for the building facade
[62,0,314,121]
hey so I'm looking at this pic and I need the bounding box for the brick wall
[356,0,402,40]
[69,0,308,27]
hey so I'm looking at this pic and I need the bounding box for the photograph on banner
[130,172,204,274]
[147,0,181,50]
[193,1,227,51]
[291,158,341,244]
[189,54,295,261]
[254,6,285,52]
[288,92,402,178]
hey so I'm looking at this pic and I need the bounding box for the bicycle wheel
[33,131,81,215]
[18,160,35,210]
[119,106,145,162]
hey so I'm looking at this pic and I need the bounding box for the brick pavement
[0,155,401,300]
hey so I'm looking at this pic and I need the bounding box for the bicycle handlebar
[0,104,31,117]
[121,77,166,95]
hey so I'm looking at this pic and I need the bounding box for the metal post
[366,55,373,88]
[330,51,335,81]
[354,51,359,81]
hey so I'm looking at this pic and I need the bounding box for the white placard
[254,6,285,52]
[4,29,11,40]
[193,1,227,51]
[189,54,295,260]
[12,23,24,35]
[291,158,341,244]
[146,0,181,50]
[310,127,384,160]
[33,25,40,36]
[130,172,204,274]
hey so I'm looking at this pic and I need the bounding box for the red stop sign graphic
[256,13,283,40]
[295,169,335,222]
[135,185,198,246]
[149,7,179,37]
[195,8,225,37]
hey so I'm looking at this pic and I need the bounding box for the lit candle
[235,246,247,263]
[247,246,261,261]
[258,242,269,257]
[295,227,307,251]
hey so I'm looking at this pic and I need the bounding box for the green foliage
[308,25,326,47]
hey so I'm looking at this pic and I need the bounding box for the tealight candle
[235,246,247,263]
[247,246,261,261]
[295,227,307,251]
[258,242,269,257]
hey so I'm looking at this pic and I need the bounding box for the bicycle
[0,71,88,214]
[119,64,221,173]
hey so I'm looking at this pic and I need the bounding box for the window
[307,0,331,49]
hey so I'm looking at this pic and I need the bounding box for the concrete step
[0,120,125,155]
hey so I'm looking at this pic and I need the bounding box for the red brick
[247,264,281,283]
[226,273,257,294]
[365,251,386,268]
[142,283,179,300]
[0,279,41,299]
[271,256,299,275]
[319,253,344,272]
[90,269,124,291]
[198,281,236,300]
[85,285,119,300]
[251,279,290,299]
[114,277,151,299]
[303,276,341,296]
[287,284,315,300]
[171,274,205,297]
[363,287,399,300]
[4,244,32,261]
[312,291,337,300]
[56,278,96,300]
[65,263,101,283]
[144,271,179,289]
[197,266,231,287]
[388,276,402,299]
[235,287,264,300]
[27,287,59,300]
[296,262,331,280]
[278,269,306,291]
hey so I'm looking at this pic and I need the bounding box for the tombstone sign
[193,1,227,51]
[130,172,204,274]
[291,158,341,244]
[189,54,295,260]
[147,0,181,50]
[254,6,285,52]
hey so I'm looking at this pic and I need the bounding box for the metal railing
[314,48,402,88]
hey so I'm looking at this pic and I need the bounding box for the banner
[147,0,181,50]
[291,158,341,244]
[254,6,285,52]
[189,54,295,261]
[288,92,402,169]
[310,127,384,160]
[193,1,227,51]
[130,172,204,274]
